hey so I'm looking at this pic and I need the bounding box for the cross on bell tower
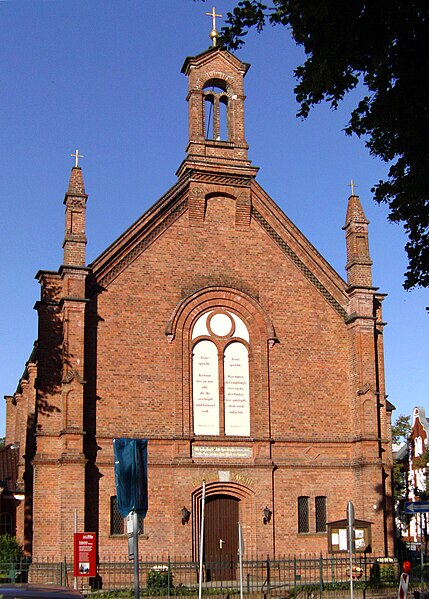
[206,7,222,46]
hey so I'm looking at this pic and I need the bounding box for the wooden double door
[203,494,239,581]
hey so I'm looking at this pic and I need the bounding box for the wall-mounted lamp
[181,506,191,525]
[263,506,272,524]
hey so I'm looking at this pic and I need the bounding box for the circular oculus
[208,312,234,337]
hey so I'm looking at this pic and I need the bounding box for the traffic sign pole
[347,501,355,599]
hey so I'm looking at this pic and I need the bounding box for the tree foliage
[392,414,411,445]
[220,1,429,289]
[391,415,410,505]
[0,534,23,566]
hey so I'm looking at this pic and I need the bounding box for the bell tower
[177,46,258,180]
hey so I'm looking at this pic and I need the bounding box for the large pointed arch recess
[166,287,277,440]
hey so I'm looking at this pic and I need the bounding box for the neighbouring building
[397,406,429,549]
[4,35,394,571]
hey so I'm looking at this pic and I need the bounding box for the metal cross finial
[71,149,84,168]
[206,7,222,46]
[348,179,358,196]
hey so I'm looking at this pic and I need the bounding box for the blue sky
[1,0,427,435]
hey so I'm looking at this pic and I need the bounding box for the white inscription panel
[192,446,252,459]
[224,342,250,436]
[193,340,219,435]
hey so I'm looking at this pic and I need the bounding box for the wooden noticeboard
[327,518,372,553]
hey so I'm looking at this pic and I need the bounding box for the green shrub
[0,534,23,564]
[0,534,23,581]
[147,566,173,592]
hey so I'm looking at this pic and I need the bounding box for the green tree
[392,414,411,445]
[219,1,429,289]
[391,415,410,504]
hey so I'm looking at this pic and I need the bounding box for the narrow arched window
[315,496,327,532]
[203,79,229,141]
[193,339,220,435]
[298,496,310,533]
[192,310,250,436]
[224,342,250,436]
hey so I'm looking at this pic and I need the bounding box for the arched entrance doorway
[192,481,254,581]
[204,494,239,581]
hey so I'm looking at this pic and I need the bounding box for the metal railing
[0,554,416,595]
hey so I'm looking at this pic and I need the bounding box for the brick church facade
[5,44,394,564]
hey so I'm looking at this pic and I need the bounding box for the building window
[298,496,310,533]
[192,310,250,436]
[415,436,423,457]
[111,496,124,535]
[110,496,144,535]
[0,512,12,536]
[315,496,327,532]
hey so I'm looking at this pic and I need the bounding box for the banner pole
[238,522,244,599]
[198,480,206,599]
[74,509,77,590]
[347,501,355,599]
[133,510,140,599]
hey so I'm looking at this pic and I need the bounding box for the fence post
[266,555,271,595]
[168,555,171,597]
[319,553,323,598]
[294,556,297,597]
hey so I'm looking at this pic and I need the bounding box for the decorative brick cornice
[252,208,348,320]
[190,171,252,187]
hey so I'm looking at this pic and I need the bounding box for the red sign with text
[73,532,97,577]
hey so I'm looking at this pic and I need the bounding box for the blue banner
[113,438,148,517]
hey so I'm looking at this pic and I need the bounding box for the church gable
[90,175,349,324]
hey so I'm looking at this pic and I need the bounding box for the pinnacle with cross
[348,179,358,196]
[206,7,222,46]
[71,149,84,168]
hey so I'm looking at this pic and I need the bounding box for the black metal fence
[0,554,418,595]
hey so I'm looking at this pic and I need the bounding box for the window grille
[110,496,145,535]
[298,496,309,533]
[111,496,124,535]
[315,496,327,532]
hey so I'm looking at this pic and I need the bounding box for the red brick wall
[85,192,389,558]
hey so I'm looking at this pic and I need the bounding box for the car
[0,584,84,599]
